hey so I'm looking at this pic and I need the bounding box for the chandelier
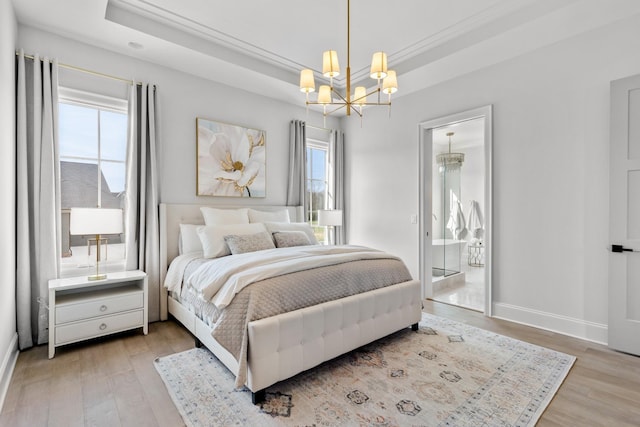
[437,132,465,171]
[298,0,398,118]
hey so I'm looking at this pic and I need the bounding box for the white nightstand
[48,270,148,358]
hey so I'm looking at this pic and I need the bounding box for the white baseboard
[492,302,608,345]
[0,333,19,413]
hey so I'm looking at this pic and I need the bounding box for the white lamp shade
[353,86,367,105]
[70,208,123,235]
[317,85,332,104]
[370,51,388,79]
[317,209,343,227]
[382,70,398,94]
[322,50,340,78]
[299,69,315,93]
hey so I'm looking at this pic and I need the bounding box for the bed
[159,203,422,404]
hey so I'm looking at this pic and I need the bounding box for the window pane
[100,110,127,161]
[311,149,327,182]
[100,161,126,196]
[59,103,98,159]
[60,159,99,209]
[305,143,330,244]
[59,95,128,268]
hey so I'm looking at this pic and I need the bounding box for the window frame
[58,87,129,277]
[305,134,333,244]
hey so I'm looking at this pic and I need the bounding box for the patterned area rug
[154,313,575,426]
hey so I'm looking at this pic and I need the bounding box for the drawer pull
[99,323,107,331]
[100,305,108,312]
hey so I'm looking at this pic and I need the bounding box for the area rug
[154,313,575,426]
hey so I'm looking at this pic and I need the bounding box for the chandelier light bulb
[317,85,332,104]
[354,86,367,105]
[370,52,388,80]
[322,50,340,78]
[299,69,316,93]
[382,70,398,95]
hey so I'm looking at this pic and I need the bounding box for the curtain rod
[306,124,332,132]
[15,51,152,87]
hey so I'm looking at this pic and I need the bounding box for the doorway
[418,106,492,315]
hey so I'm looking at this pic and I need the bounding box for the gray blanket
[198,257,413,387]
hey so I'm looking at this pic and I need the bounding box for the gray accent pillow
[272,231,312,248]
[264,222,319,245]
[224,231,275,255]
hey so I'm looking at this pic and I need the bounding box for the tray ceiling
[12,0,640,109]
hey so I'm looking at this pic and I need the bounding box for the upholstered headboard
[158,203,303,319]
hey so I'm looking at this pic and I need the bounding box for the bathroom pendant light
[436,132,465,170]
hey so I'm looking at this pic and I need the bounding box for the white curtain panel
[16,50,61,349]
[331,130,346,245]
[124,83,160,321]
[286,120,307,220]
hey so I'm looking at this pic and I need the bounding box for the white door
[608,75,640,356]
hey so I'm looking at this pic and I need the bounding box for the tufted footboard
[246,279,422,401]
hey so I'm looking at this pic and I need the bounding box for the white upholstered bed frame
[159,203,423,403]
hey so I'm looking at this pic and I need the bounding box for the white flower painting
[196,118,266,197]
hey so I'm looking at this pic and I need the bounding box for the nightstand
[48,270,148,358]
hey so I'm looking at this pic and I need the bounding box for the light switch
[410,214,417,224]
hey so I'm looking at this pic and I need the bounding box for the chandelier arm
[305,101,347,107]
[330,87,349,103]
[325,103,349,116]
[349,104,363,117]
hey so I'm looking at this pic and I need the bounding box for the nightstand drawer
[55,310,144,345]
[56,288,143,324]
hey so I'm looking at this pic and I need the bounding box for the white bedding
[164,251,203,293]
[170,245,401,309]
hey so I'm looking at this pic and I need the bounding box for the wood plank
[1,303,639,426]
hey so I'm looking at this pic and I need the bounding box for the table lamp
[70,208,123,280]
[317,209,343,245]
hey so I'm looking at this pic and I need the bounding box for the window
[305,133,333,244]
[58,88,128,272]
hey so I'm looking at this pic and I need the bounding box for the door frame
[418,105,493,315]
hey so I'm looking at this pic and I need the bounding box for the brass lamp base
[88,233,107,281]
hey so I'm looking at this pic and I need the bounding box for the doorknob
[612,244,637,253]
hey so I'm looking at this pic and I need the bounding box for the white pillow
[197,222,268,258]
[200,207,249,226]
[178,224,203,254]
[264,222,319,245]
[248,208,290,223]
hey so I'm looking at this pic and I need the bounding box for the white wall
[459,143,485,243]
[0,0,18,410]
[344,12,640,342]
[17,26,338,322]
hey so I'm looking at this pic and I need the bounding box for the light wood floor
[2,301,639,426]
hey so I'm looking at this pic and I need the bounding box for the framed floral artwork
[196,118,266,197]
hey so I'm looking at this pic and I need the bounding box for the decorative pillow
[197,222,268,258]
[272,231,312,248]
[248,208,290,223]
[200,207,249,226]
[224,231,276,255]
[264,222,319,245]
[178,224,203,254]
